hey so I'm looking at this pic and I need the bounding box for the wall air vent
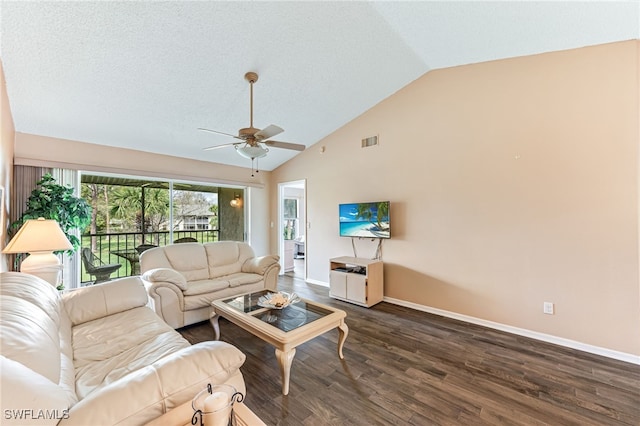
[361,135,379,148]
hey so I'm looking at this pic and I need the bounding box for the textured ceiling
[1,1,638,172]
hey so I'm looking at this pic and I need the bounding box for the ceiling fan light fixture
[235,144,268,160]
[200,72,304,177]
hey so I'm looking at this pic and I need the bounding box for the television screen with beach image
[339,201,390,239]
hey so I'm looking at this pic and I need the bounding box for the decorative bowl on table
[257,291,300,309]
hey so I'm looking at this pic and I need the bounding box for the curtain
[8,165,51,271]
[52,169,81,289]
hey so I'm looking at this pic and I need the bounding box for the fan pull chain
[250,157,260,178]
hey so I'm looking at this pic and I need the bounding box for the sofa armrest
[144,280,187,329]
[142,268,189,328]
[59,341,246,426]
[262,260,281,292]
[1,355,73,426]
[63,277,148,326]
[142,268,188,290]
[242,255,280,275]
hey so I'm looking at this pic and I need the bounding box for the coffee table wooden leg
[275,348,296,395]
[209,313,221,340]
[337,322,349,359]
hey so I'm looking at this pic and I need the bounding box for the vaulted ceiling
[1,1,638,171]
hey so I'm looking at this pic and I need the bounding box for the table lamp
[2,217,73,286]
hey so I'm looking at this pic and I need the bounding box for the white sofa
[140,241,280,329]
[0,272,246,426]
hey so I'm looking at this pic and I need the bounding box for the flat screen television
[339,201,390,239]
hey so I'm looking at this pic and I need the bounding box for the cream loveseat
[0,272,246,426]
[140,241,280,329]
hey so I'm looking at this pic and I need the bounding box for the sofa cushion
[164,244,210,281]
[226,272,263,288]
[205,241,254,279]
[141,244,210,282]
[73,306,190,399]
[63,277,148,326]
[183,278,230,296]
[0,272,62,386]
[61,342,245,426]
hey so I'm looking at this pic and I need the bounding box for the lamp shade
[2,218,72,286]
[2,218,72,254]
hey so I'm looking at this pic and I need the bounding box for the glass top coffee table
[210,290,348,395]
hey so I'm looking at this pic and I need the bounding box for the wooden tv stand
[329,257,383,307]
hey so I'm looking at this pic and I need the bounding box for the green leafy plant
[10,173,92,253]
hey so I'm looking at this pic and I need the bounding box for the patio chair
[82,248,122,284]
[173,237,197,244]
[135,244,158,255]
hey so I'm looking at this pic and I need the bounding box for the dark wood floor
[179,273,640,425]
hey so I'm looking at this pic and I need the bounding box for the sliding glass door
[79,173,243,284]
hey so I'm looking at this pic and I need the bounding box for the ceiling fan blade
[263,140,306,151]
[198,128,243,140]
[254,124,284,140]
[203,142,241,151]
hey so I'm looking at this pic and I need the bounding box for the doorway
[278,180,306,279]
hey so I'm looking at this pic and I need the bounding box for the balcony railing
[81,230,219,284]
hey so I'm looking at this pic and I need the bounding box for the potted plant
[9,173,92,288]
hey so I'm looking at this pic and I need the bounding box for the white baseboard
[298,278,640,365]
[304,278,328,287]
[384,296,640,366]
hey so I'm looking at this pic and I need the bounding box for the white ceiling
[1,1,638,171]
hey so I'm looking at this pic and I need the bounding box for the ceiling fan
[199,72,305,176]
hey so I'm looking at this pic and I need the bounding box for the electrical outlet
[543,302,554,315]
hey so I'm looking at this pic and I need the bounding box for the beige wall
[271,41,640,357]
[0,61,15,271]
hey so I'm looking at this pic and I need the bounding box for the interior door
[278,180,306,279]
